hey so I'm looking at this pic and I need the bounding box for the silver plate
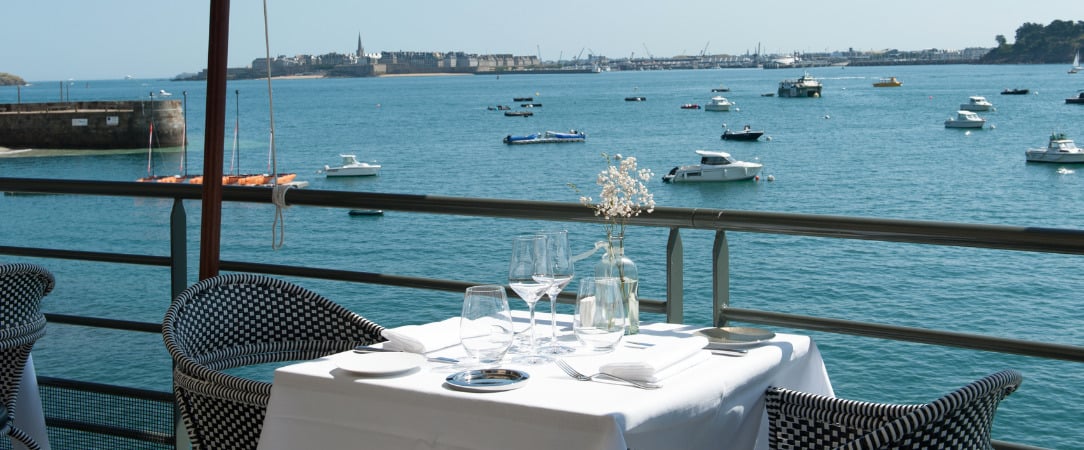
[445,369,529,392]
[695,326,776,348]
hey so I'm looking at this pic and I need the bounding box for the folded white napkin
[381,317,462,354]
[599,336,710,383]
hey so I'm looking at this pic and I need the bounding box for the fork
[554,359,660,390]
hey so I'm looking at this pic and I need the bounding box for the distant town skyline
[2,1,1079,81]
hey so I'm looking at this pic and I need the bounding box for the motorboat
[1066,91,1084,104]
[348,209,384,216]
[504,110,533,117]
[721,125,764,141]
[944,110,986,128]
[625,96,647,101]
[1025,133,1084,163]
[959,96,994,112]
[680,103,701,109]
[662,150,762,183]
[503,130,585,144]
[704,96,733,112]
[711,84,730,92]
[873,77,902,87]
[777,72,822,98]
[1001,88,1029,95]
[324,154,381,177]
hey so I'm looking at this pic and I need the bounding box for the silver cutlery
[554,359,660,390]
[353,346,459,364]
[708,347,748,357]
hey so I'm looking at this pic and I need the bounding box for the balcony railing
[0,177,1072,450]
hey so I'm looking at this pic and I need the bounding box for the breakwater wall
[0,100,184,150]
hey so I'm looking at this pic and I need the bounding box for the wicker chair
[0,263,55,450]
[765,369,1022,450]
[162,274,385,450]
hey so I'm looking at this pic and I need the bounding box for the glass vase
[593,236,639,334]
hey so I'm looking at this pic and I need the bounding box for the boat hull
[1025,151,1084,163]
[663,165,761,183]
[722,130,764,141]
[944,121,985,128]
[326,167,379,176]
[0,100,184,150]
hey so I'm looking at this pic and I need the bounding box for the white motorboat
[944,110,985,128]
[324,154,381,177]
[662,150,762,183]
[704,96,733,111]
[1025,133,1084,163]
[959,96,994,112]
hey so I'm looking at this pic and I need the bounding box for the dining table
[256,314,833,450]
[15,355,50,450]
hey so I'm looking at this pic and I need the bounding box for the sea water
[2,64,1083,448]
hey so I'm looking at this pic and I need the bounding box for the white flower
[579,153,654,240]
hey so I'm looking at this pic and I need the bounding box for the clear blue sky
[3,0,1080,81]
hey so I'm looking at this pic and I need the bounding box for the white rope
[263,0,286,249]
[271,183,291,249]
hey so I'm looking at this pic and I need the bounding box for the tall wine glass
[538,230,575,355]
[507,234,552,364]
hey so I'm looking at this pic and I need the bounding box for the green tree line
[982,19,1084,64]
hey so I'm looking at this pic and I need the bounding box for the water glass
[573,277,626,352]
[460,285,515,365]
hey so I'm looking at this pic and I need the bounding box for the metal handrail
[0,177,1074,450]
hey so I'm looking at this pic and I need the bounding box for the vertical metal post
[169,198,188,299]
[712,230,730,327]
[665,228,684,324]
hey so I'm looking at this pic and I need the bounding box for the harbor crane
[642,43,653,59]
[700,41,710,57]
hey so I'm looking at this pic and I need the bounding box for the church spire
[357,33,364,57]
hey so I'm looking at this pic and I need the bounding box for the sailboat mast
[231,89,240,175]
[181,91,188,176]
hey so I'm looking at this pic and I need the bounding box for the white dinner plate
[695,326,776,348]
[333,351,425,375]
[445,369,529,392]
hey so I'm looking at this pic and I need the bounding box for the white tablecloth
[258,318,832,450]
[17,355,50,450]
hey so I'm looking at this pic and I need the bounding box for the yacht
[1025,133,1084,163]
[944,110,985,128]
[704,96,734,111]
[662,150,762,183]
[777,72,822,98]
[324,154,381,177]
[959,96,994,112]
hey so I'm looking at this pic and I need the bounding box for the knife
[353,345,459,364]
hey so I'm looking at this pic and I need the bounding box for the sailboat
[1071,50,1081,74]
[136,121,188,183]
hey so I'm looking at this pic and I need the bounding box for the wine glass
[507,234,552,364]
[573,276,626,352]
[459,285,514,366]
[537,230,576,355]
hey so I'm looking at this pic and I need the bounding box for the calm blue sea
[2,65,1083,448]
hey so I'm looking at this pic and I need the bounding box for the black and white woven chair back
[766,369,1022,450]
[0,263,55,450]
[162,273,384,450]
